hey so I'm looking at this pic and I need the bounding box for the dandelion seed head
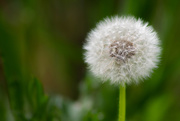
[83,16,161,85]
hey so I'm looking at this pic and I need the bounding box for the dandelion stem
[119,84,126,121]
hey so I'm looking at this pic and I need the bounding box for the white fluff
[83,16,161,85]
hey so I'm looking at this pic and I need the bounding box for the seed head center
[109,40,135,62]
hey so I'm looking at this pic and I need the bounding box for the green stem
[118,84,126,121]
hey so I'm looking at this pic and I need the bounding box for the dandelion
[83,16,161,121]
[84,16,161,85]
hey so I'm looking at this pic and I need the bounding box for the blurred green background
[0,0,180,121]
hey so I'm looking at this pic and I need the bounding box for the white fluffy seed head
[83,16,161,85]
